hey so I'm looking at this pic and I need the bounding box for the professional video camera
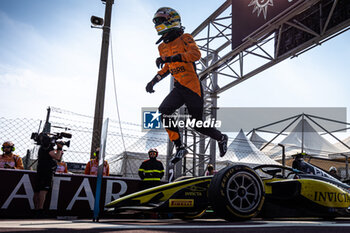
[31,132,72,148]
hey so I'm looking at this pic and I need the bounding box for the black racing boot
[218,134,228,157]
[170,145,188,164]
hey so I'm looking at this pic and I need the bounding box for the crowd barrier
[0,168,151,218]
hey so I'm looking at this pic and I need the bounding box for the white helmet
[148,148,158,157]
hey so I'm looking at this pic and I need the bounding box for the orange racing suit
[157,33,202,97]
[156,32,222,143]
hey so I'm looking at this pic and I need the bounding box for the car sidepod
[106,176,212,216]
[261,178,350,218]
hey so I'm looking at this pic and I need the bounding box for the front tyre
[208,165,265,221]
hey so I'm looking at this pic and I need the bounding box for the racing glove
[146,74,162,93]
[156,54,182,69]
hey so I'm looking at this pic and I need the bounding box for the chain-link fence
[0,107,171,177]
[48,107,170,177]
[0,117,42,168]
[1,107,349,180]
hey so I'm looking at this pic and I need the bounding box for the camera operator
[33,133,64,216]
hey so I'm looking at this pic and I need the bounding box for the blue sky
[1,0,350,136]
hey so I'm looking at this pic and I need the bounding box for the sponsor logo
[1,173,128,211]
[314,192,350,203]
[170,66,185,75]
[185,192,203,196]
[186,185,208,192]
[248,0,274,19]
[169,199,194,207]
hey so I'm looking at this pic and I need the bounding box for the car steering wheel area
[254,164,300,179]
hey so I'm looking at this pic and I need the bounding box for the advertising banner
[232,0,303,50]
[0,169,145,217]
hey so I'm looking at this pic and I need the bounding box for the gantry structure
[167,0,350,179]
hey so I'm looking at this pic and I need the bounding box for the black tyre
[208,165,265,221]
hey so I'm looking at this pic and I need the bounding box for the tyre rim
[226,171,262,213]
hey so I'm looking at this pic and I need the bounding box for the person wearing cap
[84,148,109,176]
[292,152,310,173]
[329,166,341,180]
[205,164,217,176]
[0,141,24,169]
[138,148,164,190]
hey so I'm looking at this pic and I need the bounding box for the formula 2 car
[106,164,350,221]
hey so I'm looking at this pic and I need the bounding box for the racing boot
[170,144,188,164]
[218,134,228,157]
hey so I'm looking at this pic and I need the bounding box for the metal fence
[0,117,42,168]
[0,107,172,177]
[47,107,171,177]
[1,106,349,180]
[0,107,274,177]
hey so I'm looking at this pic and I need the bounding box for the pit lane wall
[0,169,147,217]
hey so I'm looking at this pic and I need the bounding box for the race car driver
[146,7,228,164]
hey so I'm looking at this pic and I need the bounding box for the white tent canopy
[266,119,342,159]
[333,135,350,152]
[126,129,168,154]
[225,129,279,165]
[249,130,268,150]
[108,129,168,176]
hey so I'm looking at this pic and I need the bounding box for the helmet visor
[153,16,167,25]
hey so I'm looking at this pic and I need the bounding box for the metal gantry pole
[209,54,219,166]
[192,132,197,176]
[166,77,175,181]
[345,154,349,180]
[301,114,305,153]
[91,0,114,157]
[278,144,286,178]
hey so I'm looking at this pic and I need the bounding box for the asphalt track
[1,218,350,233]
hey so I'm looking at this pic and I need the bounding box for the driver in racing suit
[146,7,228,164]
